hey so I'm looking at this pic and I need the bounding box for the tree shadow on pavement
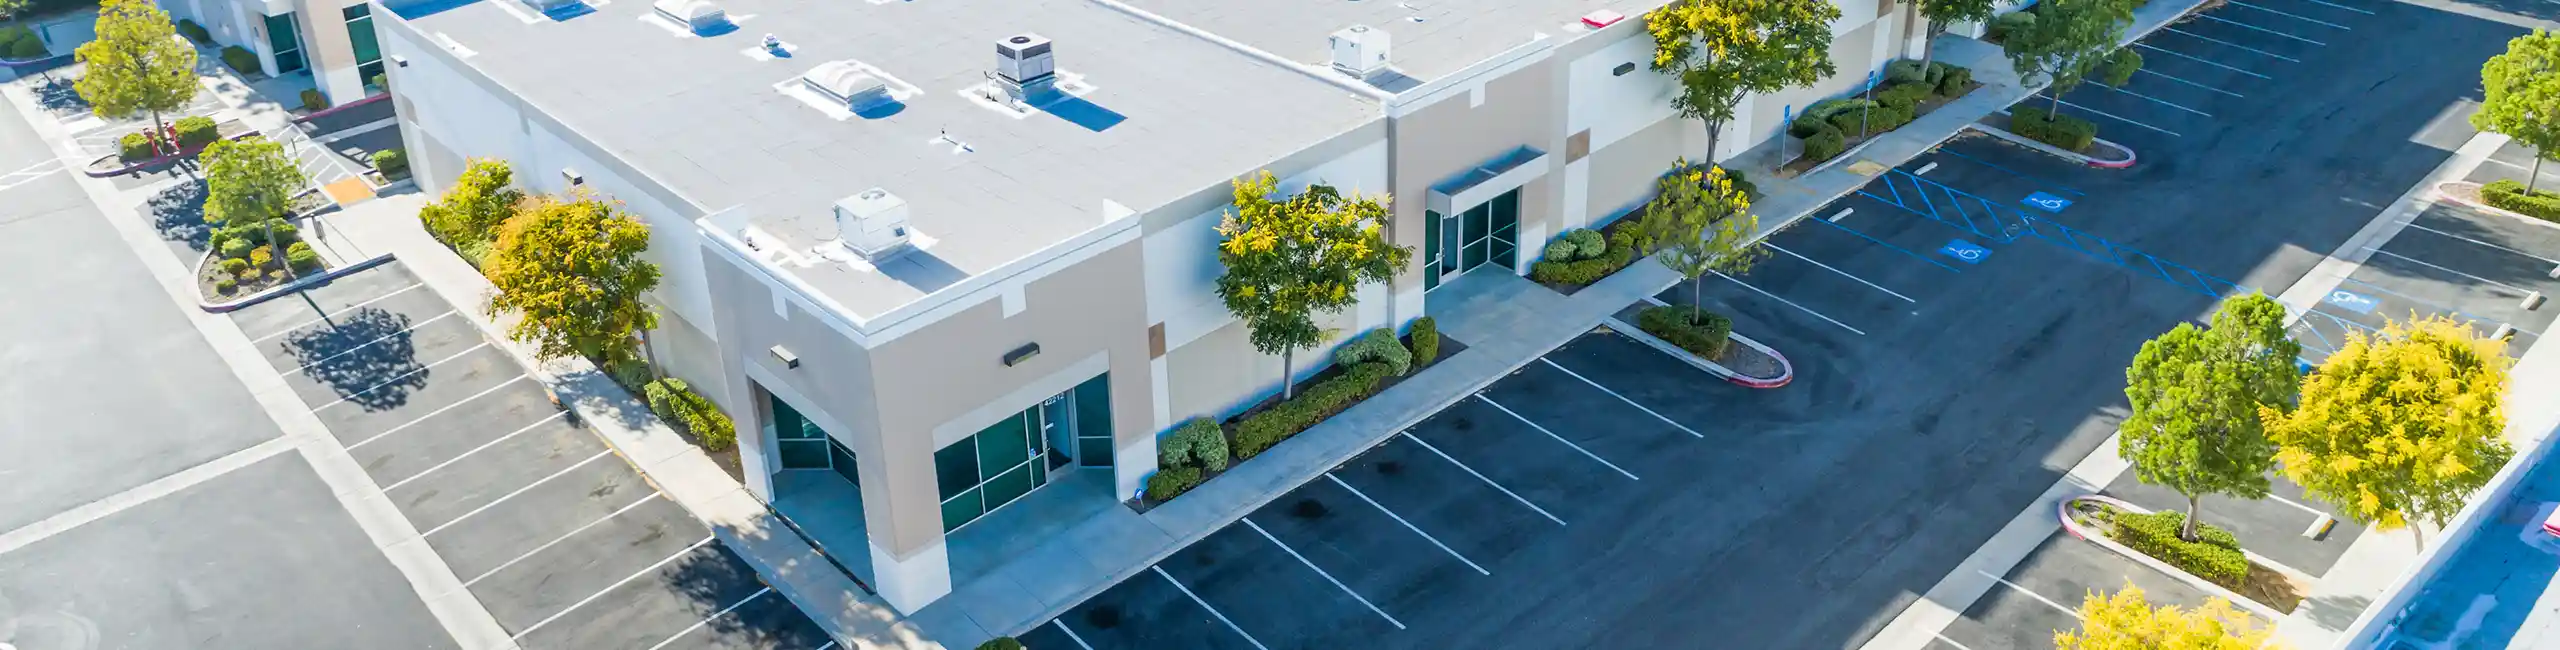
[663,541,836,648]
[143,179,210,251]
[283,307,428,411]
[33,76,87,116]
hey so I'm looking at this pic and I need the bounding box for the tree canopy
[1918,0,2000,69]
[419,158,527,247]
[484,191,662,367]
[0,0,33,22]
[1644,0,1838,155]
[1641,161,1764,320]
[2001,0,2130,113]
[201,136,303,227]
[1214,171,1409,398]
[2473,30,2560,193]
[74,0,197,135]
[2120,292,2299,540]
[2055,583,2274,650]
[2265,316,2513,531]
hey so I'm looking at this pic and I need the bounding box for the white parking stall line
[1322,473,1493,574]
[2097,82,2212,117]
[1915,162,1939,175]
[1052,620,1098,650]
[1475,394,1640,481]
[314,341,495,410]
[512,535,718,640]
[2134,68,2245,98]
[1829,207,1855,222]
[419,449,612,537]
[1536,358,1707,438]
[2283,0,2376,14]
[2404,222,2560,264]
[2363,247,2531,294]
[2135,43,2274,80]
[2033,96,2184,138]
[2161,26,2303,63]
[1240,518,1406,629]
[815,641,839,650]
[0,165,64,194]
[464,491,662,586]
[1765,243,1917,303]
[286,309,460,375]
[1980,571,2084,618]
[2194,13,2329,45]
[1400,431,1568,525]
[347,375,537,450]
[2265,493,2331,518]
[251,281,431,343]
[1711,270,1869,335]
[1935,633,1979,650]
[643,587,775,650]
[2227,0,2353,29]
[1152,566,1274,650]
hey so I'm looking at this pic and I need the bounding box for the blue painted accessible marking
[2297,358,2317,376]
[2323,289,2380,314]
[2022,192,2074,213]
[1940,239,1992,264]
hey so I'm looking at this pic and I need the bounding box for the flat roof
[1118,0,1638,81]
[395,0,1382,318]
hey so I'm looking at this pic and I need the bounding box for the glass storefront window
[1427,189,1522,288]
[936,372,1114,531]
[263,13,304,73]
[771,396,830,470]
[1071,374,1114,468]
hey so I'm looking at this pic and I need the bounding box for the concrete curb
[1797,136,1886,178]
[83,128,262,177]
[2434,181,2560,231]
[198,251,398,313]
[2056,494,2288,620]
[1963,121,2137,168]
[1600,309,1794,388]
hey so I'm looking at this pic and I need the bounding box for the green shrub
[974,638,1025,650]
[1543,238,1581,263]
[118,131,157,161]
[299,88,327,111]
[1409,316,1440,365]
[1234,362,1391,460]
[1146,465,1203,502]
[3,33,43,60]
[218,257,250,274]
[1989,11,2037,41]
[370,73,388,90]
[1884,59,1929,85]
[1159,417,1229,472]
[1804,97,1872,123]
[1869,103,1916,131]
[644,378,738,451]
[1334,327,1413,376]
[455,239,492,270]
[2008,106,2098,152]
[604,358,653,392]
[1637,306,1733,358]
[2481,179,2560,222]
[220,46,258,75]
[286,242,321,271]
[1529,243,1634,286]
[1936,64,1974,96]
[374,148,408,179]
[1877,81,1933,110]
[1802,127,1847,162]
[250,245,274,268]
[173,116,218,149]
[2099,48,2143,87]
[219,237,253,260]
[2105,509,2248,586]
[0,25,33,51]
[1565,228,1605,259]
[176,19,212,44]
[268,220,299,243]
[213,276,238,293]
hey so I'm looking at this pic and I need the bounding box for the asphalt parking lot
[224,261,833,650]
[2292,140,2560,363]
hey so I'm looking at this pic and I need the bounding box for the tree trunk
[639,327,661,380]
[1282,349,1296,400]
[1705,118,1723,166]
[149,109,165,156]
[2049,91,2062,116]
[1692,275,1705,325]
[2181,494,2203,542]
[2533,156,2544,195]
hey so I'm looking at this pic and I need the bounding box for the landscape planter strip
[1603,311,1792,388]
[1964,119,2137,168]
[200,252,395,313]
[85,127,262,177]
[2055,495,2289,619]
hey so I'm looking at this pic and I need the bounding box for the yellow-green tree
[2055,583,2274,650]
[484,190,662,367]
[1645,0,1838,158]
[1214,172,1410,399]
[74,0,197,152]
[2264,316,2513,531]
[2473,30,2560,193]
[1640,160,1764,323]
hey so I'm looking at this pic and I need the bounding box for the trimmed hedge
[118,131,156,161]
[1877,81,1933,110]
[214,276,238,293]
[176,19,212,44]
[1936,64,1975,96]
[219,236,253,260]
[220,46,258,75]
[1335,327,1413,376]
[1410,316,1440,365]
[2,31,42,60]
[218,257,250,274]
[1159,417,1229,472]
[299,88,327,112]
[173,116,217,149]
[2483,179,2560,222]
[2105,509,2248,586]
[0,25,33,52]
[285,241,320,271]
[1234,362,1392,460]
[1802,127,1847,162]
[1564,228,1604,259]
[1637,306,1733,358]
[1531,243,1634,286]
[374,147,409,179]
[644,378,738,450]
[2008,106,2097,152]
[1885,59,1931,85]
[1989,11,2036,41]
[1146,466,1203,502]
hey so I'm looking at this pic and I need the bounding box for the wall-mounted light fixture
[769,345,800,369]
[1002,343,1041,367]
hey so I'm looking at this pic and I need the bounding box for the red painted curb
[1722,339,1795,388]
[83,129,260,177]
[2087,150,2137,169]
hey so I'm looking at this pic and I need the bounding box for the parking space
[1937,532,2249,650]
[222,261,833,650]
[2033,0,2396,157]
[2292,141,2560,364]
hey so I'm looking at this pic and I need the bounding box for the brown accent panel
[1148,323,1167,359]
[1567,130,1591,164]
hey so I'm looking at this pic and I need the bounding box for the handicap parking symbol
[2022,191,2074,213]
[1940,239,1992,264]
[2323,289,2380,314]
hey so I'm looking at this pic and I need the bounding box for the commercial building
[158,0,389,105]
[372,0,1929,612]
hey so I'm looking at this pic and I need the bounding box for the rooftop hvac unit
[652,0,727,32]
[1329,25,1390,78]
[995,33,1055,87]
[832,188,911,260]
[802,60,895,111]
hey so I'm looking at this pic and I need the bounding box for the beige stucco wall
[1750,20,1885,146]
[1584,115,1696,225]
[1388,55,1565,287]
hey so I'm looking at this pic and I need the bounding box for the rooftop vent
[1329,25,1391,78]
[652,0,726,32]
[832,188,912,260]
[802,60,896,111]
[995,33,1055,102]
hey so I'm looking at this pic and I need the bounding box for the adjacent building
[372,0,1929,612]
[159,0,389,105]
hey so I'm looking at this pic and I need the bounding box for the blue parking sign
[2323,289,2380,314]
[2022,192,2073,213]
[1940,239,1992,264]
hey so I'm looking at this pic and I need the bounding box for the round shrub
[1543,238,1581,263]
[1936,64,1975,96]
[1877,82,1933,111]
[219,237,254,260]
[267,220,300,244]
[1801,127,1847,162]
[974,638,1025,650]
[118,132,157,161]
[4,34,44,60]
[374,148,409,178]
[1884,59,1929,85]
[214,276,238,293]
[218,257,250,274]
[250,245,275,269]
[0,25,34,52]
[1989,11,2037,41]
[173,116,218,150]
[1333,327,1414,377]
[176,19,213,44]
[1145,466,1204,502]
[1409,316,1440,365]
[299,89,328,112]
[220,46,259,75]
[1565,228,1604,259]
[286,242,321,271]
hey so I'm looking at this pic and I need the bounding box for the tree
[0,0,33,23]
[74,0,197,152]
[1640,161,1765,322]
[484,190,663,368]
[2473,31,2560,194]
[419,158,526,246]
[2121,293,2300,541]
[2265,315,2513,533]
[1645,0,1839,160]
[2054,583,2273,650]
[1917,0,1999,72]
[1214,171,1411,399]
[201,137,303,227]
[2001,0,2131,115]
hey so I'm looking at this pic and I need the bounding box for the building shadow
[661,540,836,648]
[282,307,428,411]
